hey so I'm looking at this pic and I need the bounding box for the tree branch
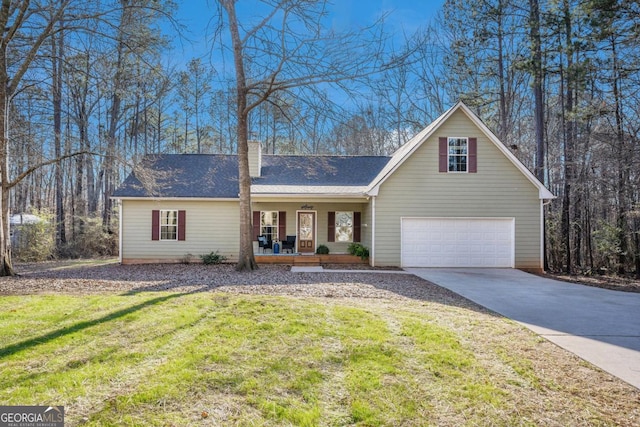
[8,151,93,189]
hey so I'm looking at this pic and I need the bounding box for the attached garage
[401,217,515,268]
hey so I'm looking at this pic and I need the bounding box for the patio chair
[282,235,296,253]
[258,235,273,253]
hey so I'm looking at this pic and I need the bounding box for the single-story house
[113,101,554,271]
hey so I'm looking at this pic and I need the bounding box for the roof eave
[112,196,240,201]
[252,193,368,199]
[365,102,458,193]
[455,102,556,200]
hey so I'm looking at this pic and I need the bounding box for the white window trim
[260,211,279,241]
[160,209,178,241]
[448,136,469,174]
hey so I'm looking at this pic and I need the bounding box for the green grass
[0,292,629,426]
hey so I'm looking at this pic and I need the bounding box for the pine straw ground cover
[0,260,638,426]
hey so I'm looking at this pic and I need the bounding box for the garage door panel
[401,218,514,268]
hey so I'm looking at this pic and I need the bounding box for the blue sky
[170,0,445,66]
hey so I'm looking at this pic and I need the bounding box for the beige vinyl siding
[374,109,542,269]
[121,200,239,262]
[252,201,370,254]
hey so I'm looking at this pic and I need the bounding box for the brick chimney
[248,140,262,178]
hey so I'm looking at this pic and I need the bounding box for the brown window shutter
[468,137,477,173]
[178,210,186,241]
[278,211,286,240]
[328,212,335,242]
[253,211,260,240]
[151,210,160,241]
[439,137,448,172]
[353,212,361,242]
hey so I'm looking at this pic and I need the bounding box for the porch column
[371,196,376,267]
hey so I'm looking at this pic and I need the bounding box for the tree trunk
[586,185,595,270]
[53,26,66,247]
[103,0,129,232]
[496,0,508,143]
[560,0,575,275]
[102,91,119,232]
[634,216,640,278]
[222,0,257,271]
[611,37,629,274]
[75,105,87,218]
[529,0,547,271]
[0,37,14,276]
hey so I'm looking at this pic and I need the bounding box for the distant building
[10,213,44,250]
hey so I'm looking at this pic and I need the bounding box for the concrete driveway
[406,268,640,390]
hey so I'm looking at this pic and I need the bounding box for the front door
[297,211,316,253]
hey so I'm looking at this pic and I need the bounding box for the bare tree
[100,0,170,231]
[52,15,66,247]
[0,0,73,276]
[529,0,545,184]
[176,58,213,154]
[215,0,400,271]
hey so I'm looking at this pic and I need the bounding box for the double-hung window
[439,136,477,173]
[328,211,361,243]
[160,210,178,240]
[260,211,279,241]
[335,211,354,242]
[151,209,185,241]
[448,137,468,172]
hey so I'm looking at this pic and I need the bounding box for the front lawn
[1,288,638,426]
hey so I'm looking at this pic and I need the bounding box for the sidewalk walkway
[290,266,410,274]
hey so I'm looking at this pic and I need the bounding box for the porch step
[293,256,321,266]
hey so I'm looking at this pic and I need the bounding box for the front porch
[255,253,368,266]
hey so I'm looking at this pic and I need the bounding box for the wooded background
[5,0,640,276]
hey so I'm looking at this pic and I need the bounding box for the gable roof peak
[366,101,555,200]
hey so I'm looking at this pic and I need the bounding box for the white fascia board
[456,102,556,200]
[252,196,369,205]
[366,185,380,197]
[251,185,368,196]
[252,193,368,201]
[365,103,457,193]
[366,101,555,200]
[112,196,240,201]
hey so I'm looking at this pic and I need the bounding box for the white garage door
[401,218,515,268]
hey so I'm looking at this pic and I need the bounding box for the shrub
[13,211,55,262]
[592,221,623,273]
[348,243,370,260]
[316,244,330,254]
[61,216,118,258]
[200,251,227,265]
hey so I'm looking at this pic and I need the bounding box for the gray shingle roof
[113,153,391,198]
[112,154,239,198]
[258,155,390,186]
